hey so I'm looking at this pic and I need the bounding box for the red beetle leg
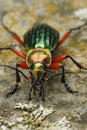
[12,49,26,59]
[0,47,26,59]
[1,20,25,47]
[49,62,62,70]
[17,61,29,69]
[51,54,87,71]
[57,31,71,48]
[52,55,67,63]
[57,23,86,48]
[12,32,25,47]
[50,55,67,70]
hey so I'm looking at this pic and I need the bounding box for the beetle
[0,16,87,101]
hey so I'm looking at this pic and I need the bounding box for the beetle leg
[49,62,62,70]
[49,54,87,94]
[38,83,45,101]
[51,55,87,70]
[41,85,45,101]
[52,55,67,63]
[17,61,29,69]
[0,47,26,59]
[1,18,25,47]
[7,63,21,96]
[50,63,78,94]
[12,48,26,59]
[66,55,87,70]
[29,86,33,100]
[61,65,78,94]
[29,81,36,100]
[57,23,87,48]
[7,61,30,96]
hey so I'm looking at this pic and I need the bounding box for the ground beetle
[0,15,87,101]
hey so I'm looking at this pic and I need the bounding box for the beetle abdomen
[24,24,59,51]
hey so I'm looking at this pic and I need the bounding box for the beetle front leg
[41,85,45,101]
[7,61,30,96]
[7,63,21,96]
[29,82,35,100]
[39,84,45,101]
[29,86,33,100]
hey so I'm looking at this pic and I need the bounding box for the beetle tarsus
[6,84,18,97]
[70,22,87,31]
[63,82,78,95]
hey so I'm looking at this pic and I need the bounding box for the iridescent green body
[24,24,59,51]
[24,24,60,80]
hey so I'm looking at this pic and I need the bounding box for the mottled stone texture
[0,0,87,129]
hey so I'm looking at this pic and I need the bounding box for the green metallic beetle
[0,17,87,100]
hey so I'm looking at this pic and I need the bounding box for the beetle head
[30,62,46,82]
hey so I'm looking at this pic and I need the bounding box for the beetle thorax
[26,48,52,67]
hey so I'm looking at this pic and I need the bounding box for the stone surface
[0,0,87,130]
[79,107,87,122]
